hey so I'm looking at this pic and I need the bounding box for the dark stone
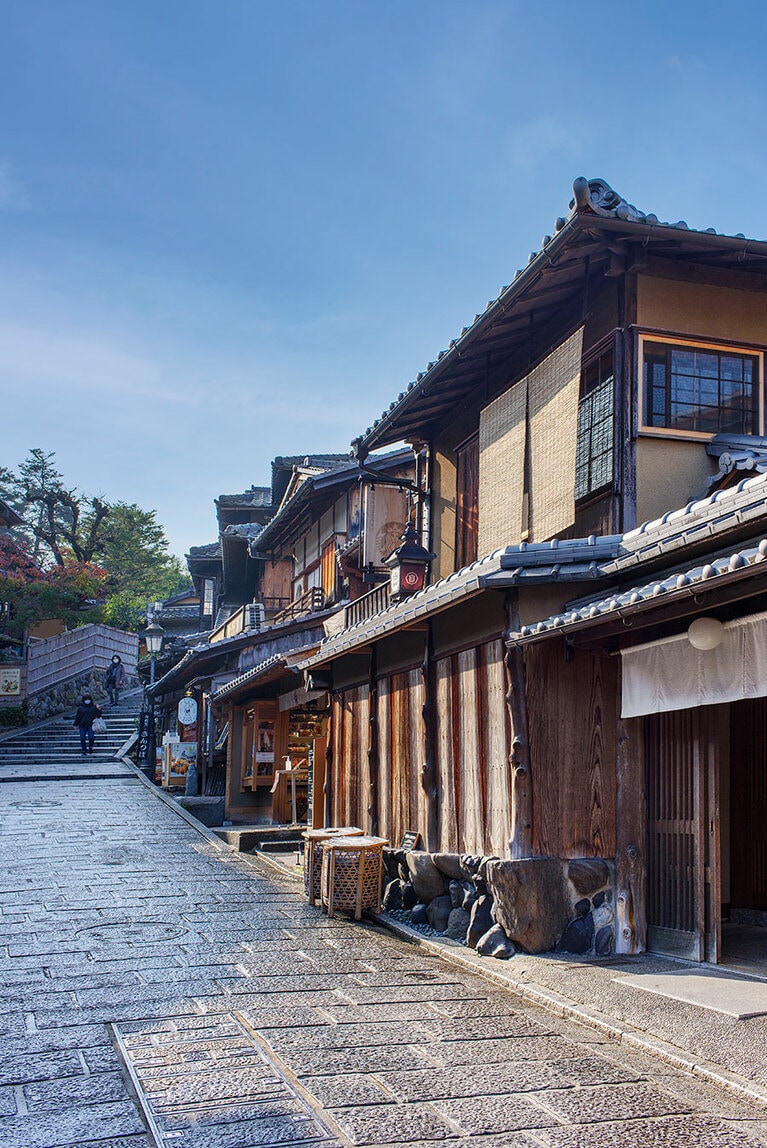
[567,858,610,896]
[176,796,224,827]
[382,849,402,881]
[574,898,591,917]
[382,879,403,912]
[426,894,452,932]
[401,881,418,910]
[445,907,471,941]
[486,857,568,954]
[595,925,614,956]
[410,903,429,927]
[461,854,483,877]
[432,853,466,881]
[557,913,595,955]
[476,923,515,959]
[466,894,494,949]
[593,890,606,908]
[449,880,463,909]
[407,853,447,901]
[460,881,477,911]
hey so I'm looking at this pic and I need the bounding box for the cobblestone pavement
[2,775,767,1148]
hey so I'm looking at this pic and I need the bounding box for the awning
[621,611,767,718]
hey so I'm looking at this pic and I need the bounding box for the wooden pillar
[615,667,646,953]
[504,591,533,860]
[368,647,379,836]
[420,622,438,850]
[324,697,334,828]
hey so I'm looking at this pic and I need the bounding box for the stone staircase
[0,691,145,782]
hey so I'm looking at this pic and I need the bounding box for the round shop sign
[178,696,198,726]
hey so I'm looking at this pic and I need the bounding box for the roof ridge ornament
[571,176,653,224]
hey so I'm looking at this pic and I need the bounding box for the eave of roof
[301,472,767,668]
[356,178,767,453]
[211,641,320,703]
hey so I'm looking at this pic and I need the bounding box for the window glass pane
[644,341,758,434]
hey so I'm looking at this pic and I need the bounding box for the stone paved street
[2,769,767,1148]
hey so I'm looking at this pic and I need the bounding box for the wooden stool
[321,835,388,920]
[302,827,363,905]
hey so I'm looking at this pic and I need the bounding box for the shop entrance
[645,700,767,972]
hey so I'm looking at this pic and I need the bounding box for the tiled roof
[222,522,264,540]
[302,473,767,668]
[187,540,221,559]
[216,487,272,508]
[356,177,767,453]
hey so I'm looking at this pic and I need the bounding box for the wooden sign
[399,830,422,852]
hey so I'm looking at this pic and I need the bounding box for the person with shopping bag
[73,694,103,755]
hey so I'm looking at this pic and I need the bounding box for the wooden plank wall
[377,669,426,846]
[526,643,617,859]
[331,686,370,829]
[434,638,511,857]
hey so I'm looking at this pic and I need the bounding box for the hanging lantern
[383,523,436,600]
[687,616,725,650]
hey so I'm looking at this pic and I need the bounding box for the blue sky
[2,1,766,558]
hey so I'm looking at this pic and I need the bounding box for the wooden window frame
[455,432,479,569]
[638,332,763,441]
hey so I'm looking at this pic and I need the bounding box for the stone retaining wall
[381,849,614,960]
[26,669,141,722]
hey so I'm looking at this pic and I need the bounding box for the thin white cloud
[507,115,583,170]
[0,159,29,211]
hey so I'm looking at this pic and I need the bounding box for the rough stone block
[425,894,452,932]
[445,907,471,941]
[431,853,466,881]
[406,853,447,901]
[410,903,429,927]
[567,857,610,896]
[466,894,494,950]
[381,879,403,912]
[486,857,568,953]
[557,913,594,954]
[475,923,515,959]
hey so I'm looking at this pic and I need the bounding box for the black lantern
[383,522,436,600]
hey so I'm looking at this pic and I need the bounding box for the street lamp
[140,621,165,781]
[383,522,436,601]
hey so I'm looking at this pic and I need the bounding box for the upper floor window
[455,433,479,567]
[202,578,215,619]
[642,338,760,437]
[575,349,614,502]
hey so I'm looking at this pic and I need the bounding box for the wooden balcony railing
[344,581,391,629]
[272,586,326,624]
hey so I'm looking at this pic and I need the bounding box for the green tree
[98,503,187,599]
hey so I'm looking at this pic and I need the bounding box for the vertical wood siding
[434,638,511,856]
[331,686,370,830]
[526,644,617,859]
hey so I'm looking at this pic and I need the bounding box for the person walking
[73,694,102,755]
[106,655,126,705]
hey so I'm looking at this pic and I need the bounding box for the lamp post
[140,621,165,781]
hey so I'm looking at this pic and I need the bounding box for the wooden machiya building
[208,449,417,825]
[302,177,767,967]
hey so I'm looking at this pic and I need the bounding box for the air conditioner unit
[246,602,265,631]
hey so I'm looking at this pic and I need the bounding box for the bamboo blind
[528,327,583,541]
[477,378,527,556]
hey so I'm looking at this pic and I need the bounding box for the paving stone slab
[0,1048,85,1086]
[281,1044,439,1077]
[538,1114,767,1148]
[535,1081,692,1124]
[256,1020,441,1052]
[24,1071,129,1112]
[328,1102,456,1144]
[378,1060,575,1102]
[0,1101,147,1148]
[426,1035,582,1067]
[301,1073,397,1109]
[432,1094,559,1135]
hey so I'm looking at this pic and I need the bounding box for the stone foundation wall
[26,670,140,722]
[381,849,615,961]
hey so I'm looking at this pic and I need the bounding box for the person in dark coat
[106,655,126,705]
[73,694,101,755]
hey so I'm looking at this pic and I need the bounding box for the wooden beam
[614,664,646,954]
[420,620,438,849]
[367,646,379,835]
[504,591,533,859]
